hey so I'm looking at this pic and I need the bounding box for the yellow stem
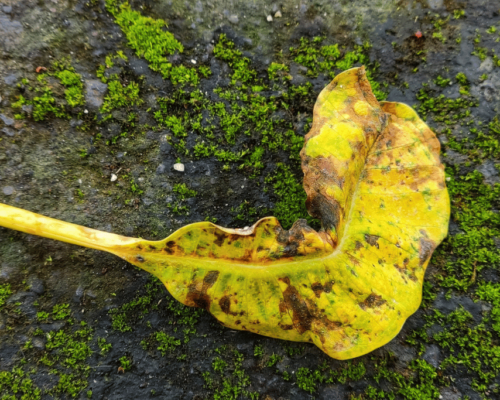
[0,202,140,252]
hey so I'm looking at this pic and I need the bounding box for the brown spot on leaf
[359,293,387,310]
[219,295,237,316]
[418,236,435,266]
[219,295,231,314]
[280,279,313,334]
[185,270,220,310]
[311,282,324,298]
[279,323,294,330]
[364,234,379,248]
[214,230,226,247]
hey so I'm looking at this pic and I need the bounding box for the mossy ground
[0,0,499,399]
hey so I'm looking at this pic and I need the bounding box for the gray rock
[0,114,14,126]
[156,163,166,174]
[433,292,482,321]
[3,73,19,86]
[479,57,494,73]
[40,321,65,332]
[73,285,84,303]
[84,79,108,110]
[2,127,15,137]
[477,160,499,185]
[440,387,462,400]
[2,186,14,196]
[0,263,17,281]
[227,15,239,24]
[428,0,444,9]
[2,6,12,13]
[319,386,346,399]
[443,149,469,166]
[32,337,45,350]
[27,276,45,295]
[422,344,441,368]
[0,14,23,53]
[86,290,97,299]
[21,104,33,114]
[7,291,36,304]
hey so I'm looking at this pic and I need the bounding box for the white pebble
[191,59,196,64]
[266,15,273,22]
[110,174,117,182]
[274,11,282,18]
[173,163,185,172]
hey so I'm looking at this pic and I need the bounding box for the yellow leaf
[0,67,449,359]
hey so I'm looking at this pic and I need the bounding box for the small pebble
[173,163,185,172]
[190,59,196,64]
[0,114,14,126]
[274,11,282,18]
[111,174,117,182]
[266,15,273,22]
[228,15,239,24]
[2,186,14,196]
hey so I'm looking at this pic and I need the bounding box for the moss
[265,163,317,230]
[436,171,500,290]
[154,331,181,355]
[201,349,259,400]
[53,64,85,107]
[289,37,386,100]
[107,1,201,87]
[100,79,142,114]
[119,355,132,371]
[0,283,12,311]
[10,60,84,121]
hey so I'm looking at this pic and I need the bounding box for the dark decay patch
[311,282,324,298]
[214,230,226,247]
[279,277,313,333]
[359,293,387,310]
[185,270,220,310]
[164,240,182,255]
[135,255,145,263]
[365,234,380,248]
[306,192,342,234]
[419,236,435,266]
[219,295,237,315]
[278,277,342,337]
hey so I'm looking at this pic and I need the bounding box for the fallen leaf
[0,67,449,359]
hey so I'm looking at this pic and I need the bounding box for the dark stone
[156,163,166,174]
[440,387,462,400]
[422,344,441,368]
[27,276,45,295]
[433,292,482,321]
[1,127,15,137]
[0,114,14,126]
[40,321,65,332]
[32,337,45,350]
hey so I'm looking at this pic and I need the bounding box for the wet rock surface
[0,0,499,399]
